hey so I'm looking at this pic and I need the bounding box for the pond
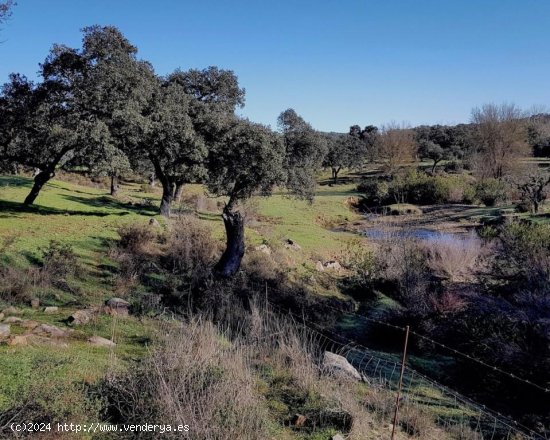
[362,228,473,242]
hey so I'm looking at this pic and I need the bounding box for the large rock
[20,320,39,330]
[323,351,363,382]
[284,239,302,251]
[332,435,345,440]
[3,316,23,324]
[324,260,343,271]
[30,298,40,309]
[104,298,130,317]
[149,217,161,227]
[255,244,272,255]
[88,336,116,347]
[2,306,20,315]
[315,261,325,272]
[8,335,27,346]
[44,306,59,314]
[32,323,68,338]
[67,309,93,326]
[0,324,10,339]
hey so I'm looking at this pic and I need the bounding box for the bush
[41,240,79,278]
[356,179,390,207]
[475,178,507,206]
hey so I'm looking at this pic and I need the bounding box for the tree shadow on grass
[61,194,158,216]
[0,175,33,188]
[0,199,134,218]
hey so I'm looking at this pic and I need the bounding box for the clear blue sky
[1,0,549,132]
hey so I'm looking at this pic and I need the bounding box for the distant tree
[0,0,15,31]
[471,103,528,179]
[378,122,416,176]
[362,125,380,162]
[527,116,550,157]
[207,119,286,278]
[89,144,132,196]
[418,140,446,173]
[323,134,354,184]
[513,170,550,214]
[278,108,327,200]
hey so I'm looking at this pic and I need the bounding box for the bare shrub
[41,240,79,278]
[425,233,482,282]
[0,265,44,303]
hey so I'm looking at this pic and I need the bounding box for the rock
[2,306,20,315]
[149,218,161,227]
[315,260,325,272]
[4,316,23,324]
[324,260,343,271]
[44,306,59,314]
[88,335,116,347]
[0,324,10,339]
[332,435,345,440]
[290,414,308,427]
[254,244,272,255]
[104,298,130,317]
[20,320,39,330]
[7,335,27,346]
[31,298,40,309]
[284,239,301,251]
[32,323,67,338]
[323,351,362,382]
[67,309,93,326]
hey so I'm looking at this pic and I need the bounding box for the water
[363,228,469,242]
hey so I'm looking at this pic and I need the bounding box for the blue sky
[1,0,549,132]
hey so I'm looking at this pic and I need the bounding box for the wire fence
[256,282,548,440]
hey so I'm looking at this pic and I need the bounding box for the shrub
[117,223,158,254]
[475,178,507,206]
[41,240,79,278]
[356,179,390,207]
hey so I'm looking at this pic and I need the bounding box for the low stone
[255,244,272,255]
[4,316,23,324]
[332,435,345,440]
[315,260,325,272]
[32,323,67,338]
[8,335,27,346]
[20,320,40,330]
[324,260,342,271]
[31,298,40,309]
[67,309,93,326]
[323,351,362,382]
[2,306,20,315]
[44,306,59,314]
[0,324,10,339]
[88,335,116,347]
[149,217,161,227]
[284,239,302,251]
[290,414,308,427]
[104,298,130,317]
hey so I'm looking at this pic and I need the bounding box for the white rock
[0,324,10,339]
[323,351,362,382]
[88,336,116,347]
[44,306,59,314]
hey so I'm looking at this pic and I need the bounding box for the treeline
[0,26,329,278]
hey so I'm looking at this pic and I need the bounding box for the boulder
[324,260,343,271]
[284,239,301,251]
[32,323,67,338]
[88,336,116,347]
[4,316,23,324]
[315,261,325,272]
[254,244,272,255]
[8,335,27,346]
[20,320,40,330]
[0,324,10,339]
[44,306,59,314]
[290,414,308,427]
[104,298,130,317]
[67,309,93,326]
[149,217,161,227]
[30,298,40,309]
[323,351,362,382]
[2,306,20,315]
[332,435,345,440]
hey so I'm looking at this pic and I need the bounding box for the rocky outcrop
[104,298,130,317]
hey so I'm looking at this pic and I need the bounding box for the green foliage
[475,178,507,206]
[356,179,390,206]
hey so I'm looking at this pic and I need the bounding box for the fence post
[391,325,410,440]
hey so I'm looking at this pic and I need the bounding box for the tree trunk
[173,182,184,204]
[332,167,341,184]
[159,180,173,217]
[24,170,53,205]
[110,175,119,196]
[215,206,245,278]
